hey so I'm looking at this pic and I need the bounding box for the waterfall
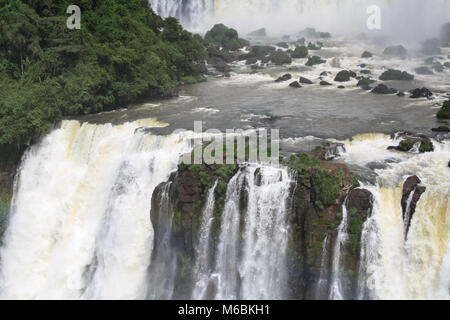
[191,180,218,300]
[150,0,450,39]
[315,235,330,299]
[0,120,192,299]
[213,165,293,300]
[329,199,349,300]
[146,182,178,300]
[353,140,450,300]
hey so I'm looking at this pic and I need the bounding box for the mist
[151,0,450,42]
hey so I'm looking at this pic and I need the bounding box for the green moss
[437,101,450,119]
[305,56,326,66]
[419,137,433,153]
[292,46,308,58]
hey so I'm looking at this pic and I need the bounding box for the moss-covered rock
[270,49,292,65]
[306,56,326,66]
[437,101,450,119]
[292,46,309,58]
[379,69,414,81]
[204,24,249,51]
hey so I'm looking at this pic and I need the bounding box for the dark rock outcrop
[299,76,313,84]
[271,49,292,65]
[361,51,373,58]
[410,87,433,99]
[292,46,309,58]
[389,132,434,153]
[320,80,332,86]
[334,70,353,82]
[401,176,426,239]
[371,84,398,94]
[275,73,292,82]
[379,69,414,81]
[289,81,302,88]
[431,126,450,132]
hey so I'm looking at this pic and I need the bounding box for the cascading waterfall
[0,119,192,300]
[212,165,293,300]
[315,235,330,299]
[341,134,450,300]
[329,199,349,300]
[191,180,219,300]
[150,0,450,38]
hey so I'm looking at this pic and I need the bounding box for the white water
[315,234,330,299]
[150,0,450,39]
[0,120,192,300]
[340,134,450,300]
[213,165,293,300]
[329,199,349,300]
[192,180,218,300]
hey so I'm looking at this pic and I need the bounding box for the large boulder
[320,80,332,86]
[305,56,326,66]
[275,73,292,82]
[361,51,373,58]
[289,81,302,88]
[410,87,433,99]
[334,70,355,82]
[299,76,313,84]
[379,69,414,81]
[204,24,249,51]
[270,50,292,65]
[401,176,426,239]
[437,101,450,119]
[357,77,376,87]
[291,46,309,58]
[245,45,276,60]
[389,132,434,153]
[347,189,373,215]
[371,84,398,94]
[383,45,407,59]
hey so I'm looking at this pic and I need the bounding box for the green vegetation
[270,49,292,65]
[305,55,325,66]
[0,0,207,157]
[285,154,340,208]
[203,23,249,51]
[291,46,308,59]
[437,101,450,119]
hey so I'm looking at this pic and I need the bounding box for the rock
[307,42,321,50]
[347,189,373,215]
[371,84,398,94]
[334,70,353,82]
[296,37,306,45]
[320,80,332,86]
[379,69,414,81]
[276,42,289,48]
[401,176,426,239]
[248,28,267,37]
[358,64,367,68]
[360,69,371,75]
[424,57,435,65]
[282,35,291,41]
[299,76,313,84]
[289,81,302,88]
[444,62,450,68]
[245,45,276,60]
[271,50,292,65]
[415,66,434,75]
[338,85,345,89]
[204,24,249,51]
[431,126,450,132]
[390,132,434,153]
[410,87,433,99]
[421,38,441,55]
[291,46,309,58]
[397,92,405,97]
[437,101,450,119]
[320,71,331,76]
[383,45,407,58]
[305,56,326,66]
[361,51,373,58]
[275,73,292,82]
[360,85,373,91]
